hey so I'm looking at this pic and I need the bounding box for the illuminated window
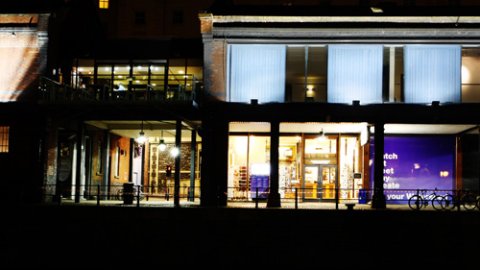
[99,0,109,9]
[328,45,383,104]
[404,45,461,103]
[228,44,286,103]
[0,126,9,153]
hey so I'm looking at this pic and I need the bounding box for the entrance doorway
[303,164,337,200]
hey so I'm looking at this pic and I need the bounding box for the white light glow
[136,131,147,144]
[311,160,330,164]
[462,65,470,83]
[159,140,167,151]
[250,163,270,175]
[170,147,180,157]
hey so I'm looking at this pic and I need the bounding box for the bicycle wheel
[441,194,456,210]
[462,193,477,211]
[408,195,423,210]
[431,196,444,211]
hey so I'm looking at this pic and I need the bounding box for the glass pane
[186,58,203,92]
[279,136,301,198]
[339,136,360,199]
[228,44,286,103]
[304,136,337,164]
[168,59,186,96]
[286,46,305,102]
[150,65,165,91]
[228,136,249,200]
[113,65,130,91]
[97,65,112,91]
[328,45,384,104]
[404,45,461,103]
[307,46,327,102]
[249,135,270,199]
[72,59,94,89]
[462,48,480,102]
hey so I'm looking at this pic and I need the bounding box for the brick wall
[0,14,49,102]
[203,39,227,101]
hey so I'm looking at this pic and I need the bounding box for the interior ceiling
[231,122,477,135]
[383,124,476,134]
[86,121,477,140]
[85,120,201,142]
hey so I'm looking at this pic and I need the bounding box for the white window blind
[327,45,383,104]
[404,45,461,103]
[228,44,286,103]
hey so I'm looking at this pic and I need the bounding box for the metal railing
[41,183,201,207]
[40,184,480,211]
[225,187,480,211]
[38,76,197,104]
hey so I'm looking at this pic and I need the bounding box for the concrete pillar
[74,122,84,203]
[267,121,281,207]
[189,130,197,201]
[174,120,182,207]
[200,114,228,207]
[372,122,386,209]
[102,131,111,200]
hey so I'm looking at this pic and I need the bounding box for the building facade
[1,0,480,209]
[199,1,480,208]
[0,0,213,206]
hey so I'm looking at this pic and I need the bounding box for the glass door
[320,165,336,199]
[303,165,319,199]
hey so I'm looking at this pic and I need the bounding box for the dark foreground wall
[2,205,480,268]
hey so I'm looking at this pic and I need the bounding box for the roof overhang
[209,15,480,24]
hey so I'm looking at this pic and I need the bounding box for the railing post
[97,185,100,207]
[136,186,140,208]
[255,187,259,209]
[457,189,461,212]
[295,188,298,210]
[335,187,339,210]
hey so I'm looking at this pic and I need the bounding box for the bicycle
[408,189,445,211]
[442,190,480,211]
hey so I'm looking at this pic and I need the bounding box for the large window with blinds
[404,45,461,104]
[225,43,472,104]
[227,44,286,103]
[0,126,9,153]
[327,45,384,104]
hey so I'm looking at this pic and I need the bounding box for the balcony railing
[38,76,197,104]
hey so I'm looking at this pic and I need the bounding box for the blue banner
[370,136,455,203]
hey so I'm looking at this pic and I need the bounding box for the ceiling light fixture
[317,128,326,141]
[159,130,167,151]
[136,120,147,144]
